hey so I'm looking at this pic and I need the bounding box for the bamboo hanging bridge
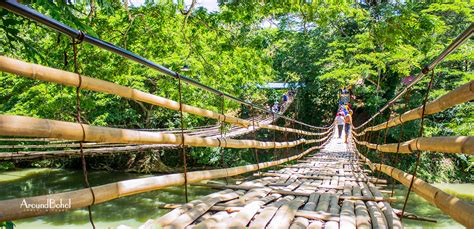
[0,1,473,228]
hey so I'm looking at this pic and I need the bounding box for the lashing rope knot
[75,30,85,44]
[421,66,430,74]
[217,137,222,148]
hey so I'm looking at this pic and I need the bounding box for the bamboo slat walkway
[134,133,402,229]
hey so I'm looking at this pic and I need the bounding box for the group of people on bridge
[335,86,353,144]
[271,89,295,114]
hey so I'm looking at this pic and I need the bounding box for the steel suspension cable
[177,75,188,203]
[72,35,96,229]
[400,69,436,220]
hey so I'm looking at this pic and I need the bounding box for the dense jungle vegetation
[0,0,472,182]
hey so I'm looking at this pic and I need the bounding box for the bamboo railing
[0,115,332,150]
[0,143,328,221]
[374,163,474,228]
[350,78,474,227]
[0,56,324,136]
[351,142,474,228]
[0,132,332,160]
[353,135,474,155]
[359,80,474,134]
[350,70,474,229]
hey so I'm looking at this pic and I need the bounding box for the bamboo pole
[0,56,323,136]
[0,142,128,149]
[0,144,325,221]
[360,80,474,134]
[0,115,331,150]
[374,163,474,228]
[154,204,340,222]
[0,144,177,160]
[356,136,473,155]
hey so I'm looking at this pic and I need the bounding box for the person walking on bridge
[335,112,344,138]
[344,113,352,144]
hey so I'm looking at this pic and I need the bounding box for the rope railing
[0,141,330,221]
[354,23,474,130]
[0,56,323,136]
[0,0,329,131]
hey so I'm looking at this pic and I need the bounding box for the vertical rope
[285,122,289,163]
[272,113,276,160]
[177,74,188,203]
[292,121,296,158]
[401,69,436,220]
[365,124,373,156]
[299,123,303,153]
[219,94,228,184]
[375,106,392,183]
[390,90,412,197]
[364,129,370,154]
[296,96,303,153]
[252,108,261,176]
[72,35,96,229]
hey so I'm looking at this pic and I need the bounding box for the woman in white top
[335,113,345,138]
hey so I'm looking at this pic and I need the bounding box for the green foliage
[0,162,15,171]
[0,221,15,229]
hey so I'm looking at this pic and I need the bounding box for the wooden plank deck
[136,135,402,229]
